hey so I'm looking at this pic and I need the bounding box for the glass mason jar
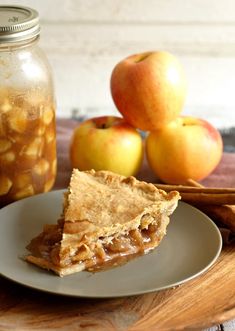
[0,6,57,207]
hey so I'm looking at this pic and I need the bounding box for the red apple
[70,116,143,177]
[146,116,223,184]
[110,51,187,131]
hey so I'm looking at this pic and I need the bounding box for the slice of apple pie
[26,169,180,276]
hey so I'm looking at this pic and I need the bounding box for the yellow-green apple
[70,116,143,177]
[110,51,187,131]
[146,116,223,184]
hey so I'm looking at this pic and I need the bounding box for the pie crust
[26,169,180,276]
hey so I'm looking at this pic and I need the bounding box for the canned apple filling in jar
[0,88,57,206]
[0,6,57,206]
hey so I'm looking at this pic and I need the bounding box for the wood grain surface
[0,244,234,331]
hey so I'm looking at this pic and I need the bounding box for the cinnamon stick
[154,184,235,205]
[182,179,235,233]
[155,184,235,194]
[173,192,235,205]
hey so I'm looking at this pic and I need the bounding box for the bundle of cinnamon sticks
[155,180,235,234]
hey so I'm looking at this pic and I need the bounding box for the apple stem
[135,53,150,63]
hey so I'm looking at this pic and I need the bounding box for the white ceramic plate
[0,190,222,298]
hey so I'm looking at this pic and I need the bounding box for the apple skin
[146,116,223,184]
[70,116,143,177]
[110,51,187,131]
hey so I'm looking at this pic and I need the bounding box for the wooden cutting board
[0,243,234,331]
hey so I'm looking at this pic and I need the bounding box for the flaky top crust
[63,169,180,240]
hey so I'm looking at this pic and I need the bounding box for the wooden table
[0,119,235,331]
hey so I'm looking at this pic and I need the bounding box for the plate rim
[0,190,223,298]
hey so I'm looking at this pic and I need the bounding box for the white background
[2,0,235,128]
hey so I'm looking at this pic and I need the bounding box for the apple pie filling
[27,214,168,272]
[0,88,57,206]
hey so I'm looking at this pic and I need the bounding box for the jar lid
[0,5,40,43]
